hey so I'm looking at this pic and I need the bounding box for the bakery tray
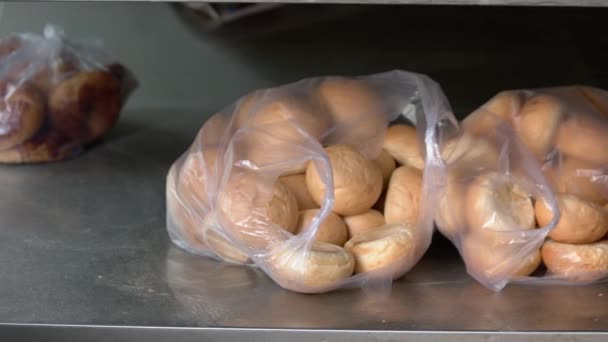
[0,109,606,341]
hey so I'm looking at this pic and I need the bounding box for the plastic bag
[166,70,455,293]
[438,85,608,291]
[0,24,137,163]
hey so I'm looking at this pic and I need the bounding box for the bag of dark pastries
[0,25,137,163]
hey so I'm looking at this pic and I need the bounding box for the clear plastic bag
[166,70,455,293]
[0,25,137,163]
[439,86,608,291]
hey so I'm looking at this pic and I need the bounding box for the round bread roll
[318,78,387,159]
[235,91,330,141]
[482,90,524,120]
[0,130,78,163]
[167,159,251,264]
[435,174,467,240]
[463,91,523,138]
[441,133,499,175]
[578,86,608,118]
[514,94,564,160]
[344,223,415,277]
[465,172,535,234]
[0,83,45,151]
[374,149,396,189]
[535,194,608,244]
[218,173,299,250]
[197,114,230,147]
[177,147,220,210]
[542,239,608,282]
[50,70,122,143]
[295,209,348,246]
[268,241,355,293]
[30,57,77,95]
[383,124,424,169]
[461,234,542,278]
[544,155,607,205]
[555,113,608,165]
[344,209,386,237]
[384,166,422,226]
[306,144,382,216]
[204,229,251,265]
[279,173,318,210]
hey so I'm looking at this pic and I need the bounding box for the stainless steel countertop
[1,109,607,341]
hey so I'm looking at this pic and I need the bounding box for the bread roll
[343,209,386,237]
[318,78,387,159]
[280,173,318,210]
[482,90,524,120]
[167,160,251,264]
[0,83,45,151]
[383,124,424,169]
[0,130,77,163]
[465,172,535,234]
[544,155,607,205]
[384,166,422,226]
[268,241,355,293]
[50,70,122,143]
[344,223,415,277]
[555,113,608,165]
[441,133,499,175]
[462,234,541,278]
[542,239,608,281]
[306,144,382,216]
[578,86,608,118]
[177,147,219,210]
[435,174,467,240]
[295,209,348,246]
[374,149,396,189]
[514,94,564,160]
[535,194,608,244]
[463,91,522,137]
[218,173,299,250]
[197,114,230,147]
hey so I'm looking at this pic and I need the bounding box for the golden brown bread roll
[481,90,523,120]
[374,149,396,189]
[535,194,608,244]
[382,124,424,169]
[513,94,564,160]
[544,155,607,205]
[30,57,76,95]
[441,133,499,176]
[167,160,251,264]
[306,144,382,216]
[384,166,422,226]
[318,78,387,159]
[435,174,467,240]
[0,130,77,163]
[295,209,348,246]
[197,114,230,147]
[279,173,318,210]
[218,173,299,250]
[463,91,523,138]
[176,147,219,210]
[465,172,535,234]
[555,112,608,165]
[267,241,355,293]
[0,83,45,151]
[344,223,415,277]
[343,209,386,237]
[542,239,608,281]
[461,234,542,278]
[578,86,608,118]
[50,70,122,143]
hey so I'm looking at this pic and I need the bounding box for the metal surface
[0,109,607,341]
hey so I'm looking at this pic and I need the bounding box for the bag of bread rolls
[166,70,455,293]
[441,85,608,291]
[0,25,137,163]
